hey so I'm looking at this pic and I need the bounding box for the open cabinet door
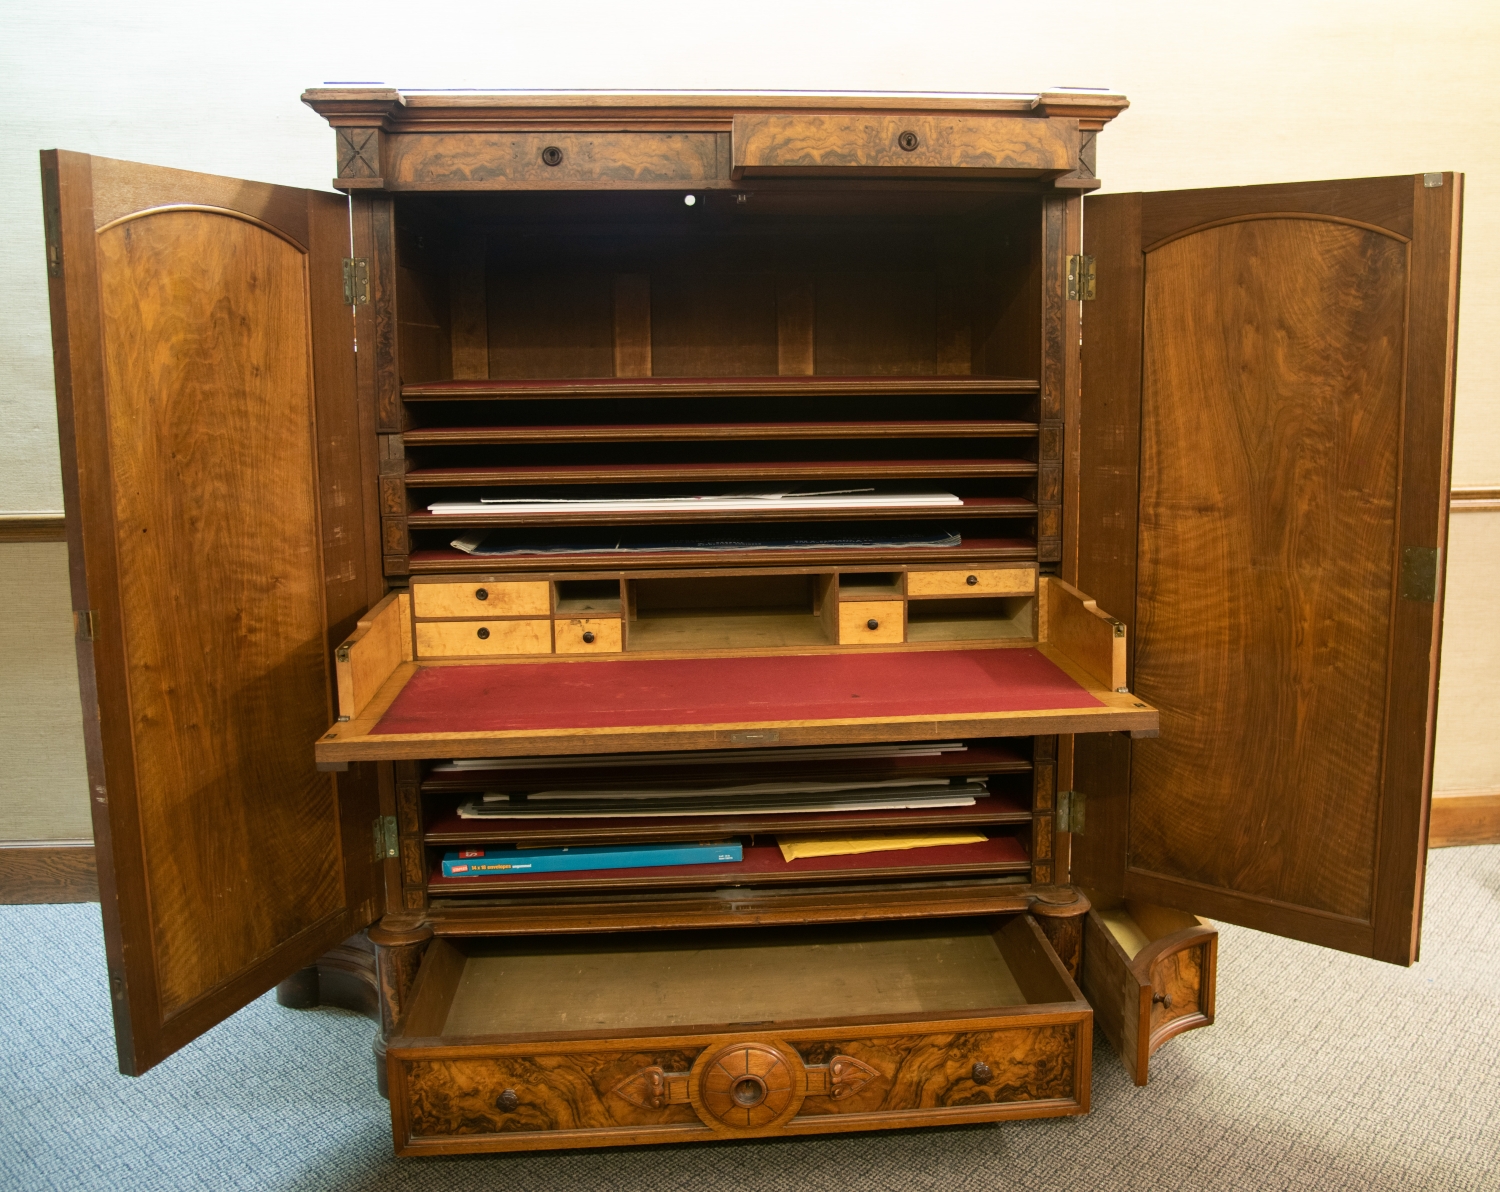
[1073,175,1461,964]
[41,151,386,1073]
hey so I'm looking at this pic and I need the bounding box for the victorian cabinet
[41,89,1461,1154]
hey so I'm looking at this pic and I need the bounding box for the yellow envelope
[778,831,987,863]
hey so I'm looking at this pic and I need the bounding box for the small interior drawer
[415,619,552,658]
[838,600,904,644]
[387,916,1092,1154]
[1079,892,1217,1085]
[907,567,1036,598]
[413,581,550,619]
[554,618,623,654]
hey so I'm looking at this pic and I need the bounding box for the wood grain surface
[1429,793,1500,846]
[94,207,344,1014]
[0,842,98,903]
[1130,215,1408,923]
[386,132,725,189]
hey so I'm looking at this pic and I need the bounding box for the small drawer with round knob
[414,619,552,658]
[837,600,904,645]
[554,617,623,654]
[906,567,1036,598]
[411,580,550,619]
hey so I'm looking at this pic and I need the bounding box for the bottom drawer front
[1149,939,1212,1038]
[793,1024,1083,1118]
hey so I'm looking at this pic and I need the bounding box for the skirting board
[0,842,98,903]
[1429,794,1500,848]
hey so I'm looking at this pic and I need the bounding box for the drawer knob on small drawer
[541,145,563,166]
[972,1061,993,1085]
[474,588,488,601]
[867,618,879,630]
[497,1089,519,1112]
[476,627,490,640]
[966,574,978,585]
[898,130,920,151]
[1153,992,1174,1010]
[582,631,595,644]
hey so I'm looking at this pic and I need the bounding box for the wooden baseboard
[1430,794,1500,848]
[0,514,67,543]
[0,841,98,903]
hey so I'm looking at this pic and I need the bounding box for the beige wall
[1,0,1495,838]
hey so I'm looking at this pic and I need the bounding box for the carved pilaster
[368,914,434,1097]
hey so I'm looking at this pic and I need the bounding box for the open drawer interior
[386,914,1092,1153]
[1079,892,1218,1086]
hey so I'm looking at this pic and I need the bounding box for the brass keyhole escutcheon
[582,630,595,644]
[497,1088,519,1112]
[476,627,490,640]
[541,145,564,166]
[966,574,978,585]
[475,587,489,600]
[898,130,919,151]
[867,618,879,630]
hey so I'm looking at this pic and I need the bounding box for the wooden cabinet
[40,89,1461,1155]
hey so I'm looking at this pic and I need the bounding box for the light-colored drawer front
[415,620,552,658]
[554,618,624,654]
[907,568,1036,597]
[838,600,904,644]
[732,114,1076,177]
[413,581,550,619]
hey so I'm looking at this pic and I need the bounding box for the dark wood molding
[0,841,98,903]
[1449,487,1500,509]
[1430,793,1500,847]
[0,514,67,542]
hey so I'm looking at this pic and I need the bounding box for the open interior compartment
[907,596,1035,641]
[399,915,1078,1040]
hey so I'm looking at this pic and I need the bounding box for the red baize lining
[372,648,1101,735]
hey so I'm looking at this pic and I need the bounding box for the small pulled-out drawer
[387,916,1092,1154]
[1079,893,1217,1085]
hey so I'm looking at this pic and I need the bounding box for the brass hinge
[1400,546,1440,602]
[342,257,370,305]
[1057,790,1085,835]
[73,610,98,642]
[374,815,399,860]
[1067,254,1096,301]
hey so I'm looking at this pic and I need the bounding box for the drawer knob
[497,1088,519,1112]
[582,630,595,644]
[1153,992,1174,1010]
[867,618,879,630]
[541,145,563,166]
[475,587,488,601]
[476,627,490,640]
[966,574,978,586]
[898,130,920,151]
[972,1061,993,1085]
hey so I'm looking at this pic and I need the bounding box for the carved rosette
[692,1041,803,1132]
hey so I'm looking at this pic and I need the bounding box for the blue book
[442,840,742,877]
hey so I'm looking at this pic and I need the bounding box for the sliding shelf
[406,537,1039,573]
[424,796,1034,848]
[401,376,1042,401]
[401,420,1040,447]
[410,495,1036,530]
[404,460,1037,488]
[425,835,1032,895]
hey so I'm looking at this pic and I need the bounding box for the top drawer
[731,114,1077,178]
[412,581,550,619]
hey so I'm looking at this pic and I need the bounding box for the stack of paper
[429,485,962,517]
[432,742,970,773]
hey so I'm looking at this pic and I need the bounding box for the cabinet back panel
[486,270,614,378]
[1131,217,1407,920]
[95,210,343,1013]
[651,272,779,376]
[815,272,938,376]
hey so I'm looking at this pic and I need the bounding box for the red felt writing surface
[372,648,1100,736]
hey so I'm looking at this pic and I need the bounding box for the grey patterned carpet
[3,846,1498,1192]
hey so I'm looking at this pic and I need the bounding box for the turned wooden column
[1027,886,1091,982]
[368,914,434,1097]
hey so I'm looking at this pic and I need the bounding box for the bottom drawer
[387,915,1092,1154]
[1079,892,1217,1085]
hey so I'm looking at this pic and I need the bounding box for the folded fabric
[776,831,988,862]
